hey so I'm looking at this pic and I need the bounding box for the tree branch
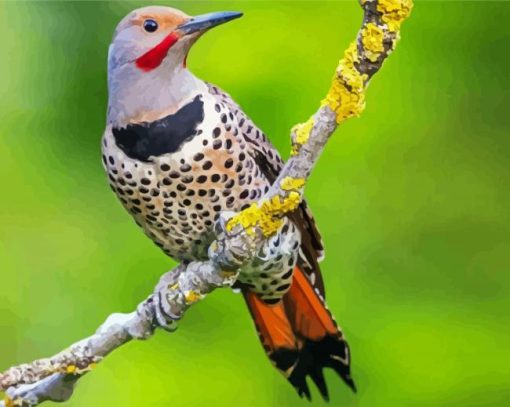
[0,1,412,405]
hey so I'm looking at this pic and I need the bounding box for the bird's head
[106,6,242,126]
[107,6,242,126]
[108,6,242,74]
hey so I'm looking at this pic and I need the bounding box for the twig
[0,1,412,405]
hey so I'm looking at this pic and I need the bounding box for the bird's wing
[207,83,327,297]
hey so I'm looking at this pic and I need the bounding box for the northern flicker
[102,6,355,400]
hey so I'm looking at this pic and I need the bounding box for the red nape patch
[135,32,180,72]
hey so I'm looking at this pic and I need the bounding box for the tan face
[109,6,243,73]
[114,6,189,38]
[109,6,192,71]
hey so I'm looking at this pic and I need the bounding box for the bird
[102,6,355,400]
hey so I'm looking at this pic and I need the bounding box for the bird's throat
[136,32,180,72]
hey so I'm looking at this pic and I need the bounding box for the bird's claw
[153,270,185,332]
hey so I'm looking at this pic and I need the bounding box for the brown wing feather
[207,83,327,297]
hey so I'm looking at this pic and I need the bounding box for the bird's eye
[143,19,158,33]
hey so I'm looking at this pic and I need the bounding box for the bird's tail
[243,265,355,401]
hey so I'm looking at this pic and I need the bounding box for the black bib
[112,95,204,162]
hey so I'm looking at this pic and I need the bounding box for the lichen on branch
[226,191,301,237]
[377,0,413,32]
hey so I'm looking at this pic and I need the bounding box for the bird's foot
[153,268,184,332]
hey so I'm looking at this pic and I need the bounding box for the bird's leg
[154,261,237,328]
[154,266,184,331]
[154,212,263,329]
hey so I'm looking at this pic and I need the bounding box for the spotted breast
[102,86,301,302]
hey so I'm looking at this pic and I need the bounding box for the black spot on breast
[182,175,193,183]
[112,96,204,162]
[224,158,233,169]
[276,283,291,292]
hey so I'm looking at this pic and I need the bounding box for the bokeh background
[1,1,509,406]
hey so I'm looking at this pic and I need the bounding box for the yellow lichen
[362,22,385,62]
[288,0,412,154]
[73,363,97,375]
[220,270,237,279]
[377,0,414,32]
[280,177,305,192]
[184,290,202,304]
[291,117,315,155]
[4,396,14,407]
[226,191,301,237]
[340,42,364,87]
[227,203,276,236]
[321,41,368,123]
[320,1,412,122]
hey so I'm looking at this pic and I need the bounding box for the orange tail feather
[243,266,355,401]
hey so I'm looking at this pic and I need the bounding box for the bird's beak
[177,11,243,35]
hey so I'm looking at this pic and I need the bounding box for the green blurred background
[1,1,509,406]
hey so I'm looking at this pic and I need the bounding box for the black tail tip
[297,373,356,402]
[280,335,356,401]
[344,375,357,394]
